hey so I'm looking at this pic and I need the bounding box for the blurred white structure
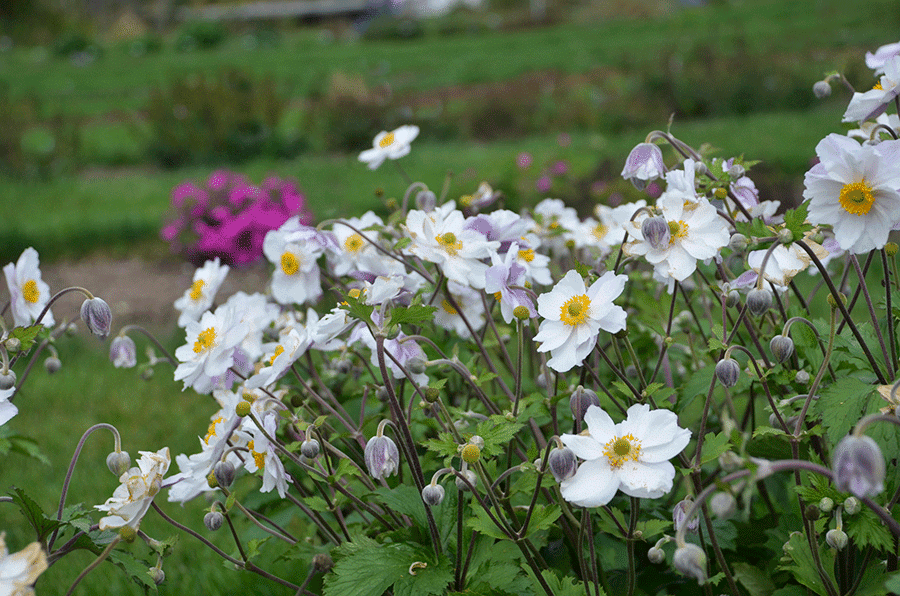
[395,0,485,18]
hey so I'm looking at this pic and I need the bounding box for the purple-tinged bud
[214,461,236,488]
[204,511,224,531]
[715,358,741,388]
[641,216,671,250]
[422,483,445,506]
[621,143,665,190]
[569,385,601,422]
[364,434,399,480]
[725,290,741,309]
[455,469,477,492]
[106,450,131,476]
[81,297,112,339]
[710,492,736,519]
[415,190,437,212]
[673,499,699,533]
[832,434,885,498]
[44,356,61,374]
[770,335,794,363]
[673,543,707,583]
[301,439,320,459]
[727,163,745,178]
[547,447,577,482]
[0,370,16,390]
[109,335,137,368]
[825,528,847,550]
[747,288,773,317]
[813,80,832,99]
[648,546,665,564]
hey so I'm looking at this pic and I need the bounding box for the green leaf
[7,486,61,542]
[246,537,270,560]
[698,431,731,466]
[519,504,560,540]
[733,562,776,596]
[778,531,836,596]
[467,504,511,541]
[3,434,50,465]
[814,376,875,448]
[422,431,458,458]
[303,495,331,513]
[522,566,598,596]
[324,541,449,596]
[393,555,453,596]
[340,293,374,326]
[393,237,411,251]
[474,416,523,458]
[108,550,158,592]
[783,202,813,241]
[368,485,428,534]
[388,304,437,328]
[8,324,43,353]
[845,506,894,552]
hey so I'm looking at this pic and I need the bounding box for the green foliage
[474,416,524,458]
[813,376,875,447]
[323,539,451,596]
[777,531,836,596]
[782,202,813,241]
[733,563,776,596]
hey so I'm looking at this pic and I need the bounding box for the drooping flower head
[95,447,171,531]
[843,56,900,122]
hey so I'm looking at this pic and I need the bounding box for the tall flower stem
[849,254,893,379]
[883,248,899,370]
[64,536,119,596]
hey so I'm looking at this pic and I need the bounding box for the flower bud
[843,497,861,515]
[44,356,61,374]
[621,143,665,190]
[422,483,445,506]
[365,434,400,480]
[725,290,741,309]
[727,163,745,178]
[569,385,601,421]
[825,528,848,550]
[415,189,437,212]
[0,370,16,390]
[795,370,810,385]
[885,242,898,257]
[106,450,131,477]
[747,288,772,317]
[673,499,699,533]
[547,447,577,482]
[770,335,794,363]
[804,504,821,521]
[461,443,481,464]
[777,228,794,245]
[214,460,236,488]
[469,435,485,450]
[648,546,665,564]
[109,335,137,368]
[204,511,224,531]
[818,497,834,513]
[4,337,20,353]
[80,297,112,339]
[301,439,320,459]
[710,492,736,519]
[826,292,846,309]
[641,216,671,250]
[147,565,165,585]
[406,357,427,375]
[832,434,885,498]
[312,553,334,574]
[673,543,707,583]
[334,358,352,374]
[455,469,478,491]
[376,386,390,403]
[813,80,832,99]
[423,386,440,403]
[715,358,741,388]
[728,233,748,252]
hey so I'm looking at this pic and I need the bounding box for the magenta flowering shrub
[161,170,313,266]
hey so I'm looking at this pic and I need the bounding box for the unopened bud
[301,439,320,459]
[0,370,16,390]
[455,469,478,491]
[106,451,131,477]
[725,290,741,309]
[365,434,399,480]
[147,566,165,585]
[422,483,445,506]
[715,358,741,388]
[569,385,601,421]
[832,434,885,498]
[44,356,61,374]
[513,305,531,320]
[547,447,577,482]
[885,242,898,257]
[204,511,224,531]
[727,163,745,178]
[673,499,699,533]
[804,504,821,521]
[825,528,848,550]
[334,358,352,374]
[469,435,485,450]
[214,460,236,488]
[795,370,810,385]
[376,386,390,403]
[81,297,112,339]
[843,497,861,515]
[109,335,137,368]
[622,143,665,190]
[423,386,440,403]
[673,543,707,583]
[4,338,20,353]
[818,497,834,513]
[312,553,334,574]
[461,443,481,464]
[826,292,846,309]
[728,233,748,252]
[641,216,671,250]
[648,546,666,564]
[710,492,736,519]
[406,357,427,375]
[747,288,773,317]
[777,228,794,245]
[813,80,832,99]
[770,335,794,363]
[415,190,437,212]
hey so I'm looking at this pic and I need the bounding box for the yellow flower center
[189,279,205,301]
[460,194,473,207]
[668,220,689,242]
[204,415,224,444]
[22,280,39,304]
[344,234,364,253]
[269,345,285,366]
[441,300,458,315]
[839,179,875,216]
[603,433,642,469]
[593,224,608,240]
[560,294,591,326]
[873,82,883,90]
[378,132,395,148]
[493,291,503,302]
[193,327,217,354]
[247,441,265,469]
[518,248,535,262]
[281,252,300,275]
[436,232,463,256]
[348,288,362,300]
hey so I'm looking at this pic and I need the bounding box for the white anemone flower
[559,404,691,507]
[746,233,828,288]
[432,281,486,339]
[0,388,17,428]
[242,410,290,498]
[174,304,246,393]
[847,113,900,143]
[866,41,900,74]
[95,448,171,530]
[804,134,900,254]
[623,195,730,283]
[174,258,230,328]
[246,328,310,390]
[0,533,47,595]
[263,219,327,306]
[843,56,900,123]
[3,247,54,328]
[358,125,419,170]
[533,270,627,373]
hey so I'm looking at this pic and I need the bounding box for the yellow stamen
[281,252,300,275]
[247,441,265,469]
[269,345,285,366]
[560,294,590,326]
[204,416,224,444]
[518,248,536,262]
[493,291,503,302]
[189,279,205,301]
[873,82,884,90]
[378,132,395,148]
[435,232,463,256]
[668,220,689,242]
[22,280,39,304]
[839,179,876,216]
[193,327,217,354]
[344,234,364,253]
[442,300,457,315]
[592,224,608,240]
[603,433,642,469]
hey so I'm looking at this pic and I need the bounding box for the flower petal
[617,460,676,499]
[560,459,620,507]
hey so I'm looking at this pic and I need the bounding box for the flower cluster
[161,170,314,267]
